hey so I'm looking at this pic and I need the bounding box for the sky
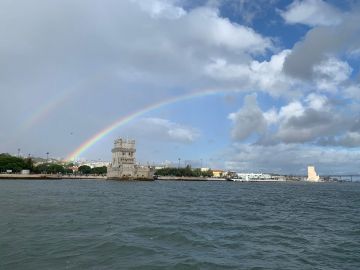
[1,0,360,174]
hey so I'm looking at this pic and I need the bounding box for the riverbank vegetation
[0,153,34,172]
[155,166,213,177]
[0,153,107,175]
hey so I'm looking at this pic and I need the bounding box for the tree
[34,163,48,174]
[24,157,34,172]
[201,169,213,177]
[47,164,65,174]
[34,163,65,174]
[78,165,92,175]
[64,168,73,174]
[154,166,212,177]
[91,166,107,175]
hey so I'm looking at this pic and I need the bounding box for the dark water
[0,180,359,270]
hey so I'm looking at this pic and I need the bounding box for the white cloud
[281,0,343,27]
[283,10,360,80]
[224,143,360,174]
[305,93,328,110]
[0,0,273,95]
[204,49,298,97]
[132,0,186,19]
[185,7,272,53]
[278,101,305,121]
[263,108,278,125]
[204,58,251,80]
[313,57,352,93]
[266,94,344,144]
[250,49,293,95]
[129,118,200,143]
[228,94,267,141]
[228,93,354,146]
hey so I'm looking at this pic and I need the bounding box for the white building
[307,166,320,182]
[107,138,154,180]
[236,173,273,181]
[80,161,110,168]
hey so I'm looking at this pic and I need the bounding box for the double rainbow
[65,89,223,161]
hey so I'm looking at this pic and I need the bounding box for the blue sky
[1,0,360,174]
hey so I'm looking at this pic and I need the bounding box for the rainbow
[66,89,223,161]
[23,92,71,130]
[23,72,110,131]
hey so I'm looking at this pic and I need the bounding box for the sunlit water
[0,180,359,269]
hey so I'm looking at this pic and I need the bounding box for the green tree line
[0,153,107,175]
[155,166,213,177]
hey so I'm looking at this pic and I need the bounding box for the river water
[0,180,359,269]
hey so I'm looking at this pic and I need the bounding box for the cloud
[275,108,342,143]
[344,84,360,100]
[283,11,360,80]
[0,0,275,157]
[227,93,360,147]
[132,0,186,19]
[228,94,267,141]
[313,57,352,93]
[127,117,200,143]
[0,1,272,86]
[337,132,360,147]
[264,94,353,145]
[281,0,343,27]
[204,49,298,97]
[318,131,360,148]
[224,143,360,174]
[185,7,272,53]
[1,0,360,172]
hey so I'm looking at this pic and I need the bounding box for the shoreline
[0,174,284,182]
[1,174,351,182]
[0,174,106,180]
[1,174,291,182]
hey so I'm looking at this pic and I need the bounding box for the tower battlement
[113,138,136,149]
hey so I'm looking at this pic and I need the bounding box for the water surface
[0,180,359,269]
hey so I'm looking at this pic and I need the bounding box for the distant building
[212,169,224,178]
[307,166,320,182]
[236,173,272,181]
[80,161,110,169]
[107,138,154,180]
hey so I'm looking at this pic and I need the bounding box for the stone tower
[111,138,136,177]
[107,138,154,180]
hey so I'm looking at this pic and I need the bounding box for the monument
[307,165,320,182]
[107,138,154,180]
